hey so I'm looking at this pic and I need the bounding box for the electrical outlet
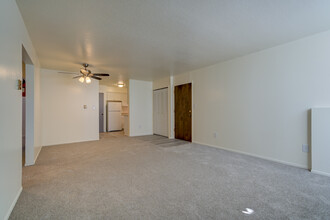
[213,132,217,138]
[139,125,142,129]
[302,144,309,153]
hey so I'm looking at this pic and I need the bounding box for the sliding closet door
[159,88,168,136]
[153,88,168,137]
[153,90,158,134]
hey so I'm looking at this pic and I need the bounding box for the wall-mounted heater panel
[311,108,330,177]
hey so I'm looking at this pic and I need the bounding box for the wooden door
[175,83,192,141]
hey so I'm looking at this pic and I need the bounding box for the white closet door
[153,88,168,137]
[160,88,168,136]
[153,90,158,134]
[157,90,162,135]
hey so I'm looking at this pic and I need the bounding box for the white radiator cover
[311,108,330,177]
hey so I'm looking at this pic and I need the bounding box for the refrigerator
[107,101,122,131]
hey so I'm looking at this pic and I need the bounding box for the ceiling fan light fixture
[79,76,85,83]
[85,77,92,84]
[80,68,88,74]
[118,83,124,87]
[60,63,109,83]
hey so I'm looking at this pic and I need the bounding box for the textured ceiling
[16,0,330,85]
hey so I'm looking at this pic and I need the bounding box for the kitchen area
[99,84,129,135]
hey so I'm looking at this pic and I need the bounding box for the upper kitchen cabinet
[107,92,128,106]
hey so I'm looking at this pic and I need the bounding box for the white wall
[153,76,170,91]
[0,1,41,219]
[41,69,99,146]
[129,79,153,136]
[174,30,330,169]
[311,108,330,176]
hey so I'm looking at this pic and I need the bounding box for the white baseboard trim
[193,141,308,170]
[24,161,34,166]
[43,138,99,147]
[24,146,42,166]
[311,169,330,177]
[34,146,42,163]
[4,186,22,220]
[129,133,153,137]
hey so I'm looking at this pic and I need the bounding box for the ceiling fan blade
[92,73,109,76]
[58,72,79,74]
[91,76,102,80]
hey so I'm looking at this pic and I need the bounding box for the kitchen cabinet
[107,92,127,106]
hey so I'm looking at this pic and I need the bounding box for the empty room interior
[1,0,330,219]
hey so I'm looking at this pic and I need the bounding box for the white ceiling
[16,0,330,85]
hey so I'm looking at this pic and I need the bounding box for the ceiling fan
[58,63,110,84]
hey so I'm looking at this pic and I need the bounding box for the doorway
[22,46,36,166]
[22,61,26,166]
[153,88,168,137]
[99,93,104,133]
[174,83,192,142]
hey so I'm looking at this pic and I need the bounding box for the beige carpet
[10,132,330,219]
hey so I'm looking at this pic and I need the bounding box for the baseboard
[311,169,330,177]
[25,161,34,166]
[24,146,42,166]
[4,186,22,220]
[129,133,153,137]
[34,146,42,163]
[193,141,308,170]
[43,137,99,147]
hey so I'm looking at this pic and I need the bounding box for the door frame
[174,83,192,142]
[22,46,37,166]
[99,93,105,133]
